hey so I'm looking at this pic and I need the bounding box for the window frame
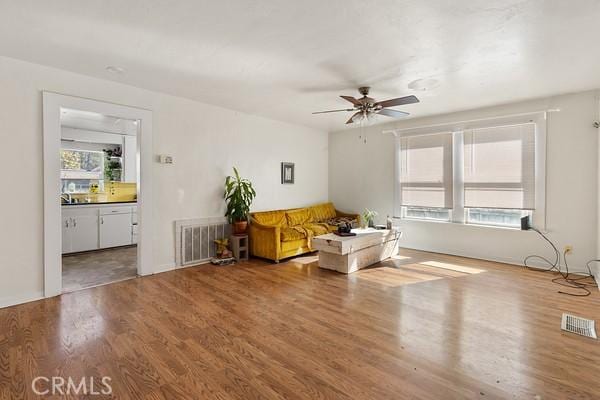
[401,206,452,222]
[60,148,106,193]
[393,112,547,230]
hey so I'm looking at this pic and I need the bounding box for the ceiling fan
[312,87,419,124]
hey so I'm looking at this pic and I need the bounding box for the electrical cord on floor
[523,228,560,272]
[523,228,599,297]
[551,250,594,297]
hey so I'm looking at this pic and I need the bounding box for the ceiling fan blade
[312,108,355,114]
[340,95,361,106]
[375,95,419,108]
[346,111,363,124]
[377,108,409,119]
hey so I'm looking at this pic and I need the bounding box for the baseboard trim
[0,291,45,309]
[152,260,210,275]
[152,263,177,275]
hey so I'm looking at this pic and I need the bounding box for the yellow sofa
[249,202,359,262]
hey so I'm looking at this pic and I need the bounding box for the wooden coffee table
[312,228,401,274]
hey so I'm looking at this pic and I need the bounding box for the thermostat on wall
[158,155,174,164]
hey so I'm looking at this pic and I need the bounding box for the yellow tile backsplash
[107,181,137,202]
[67,182,137,203]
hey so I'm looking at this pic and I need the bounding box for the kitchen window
[394,114,545,229]
[60,149,105,193]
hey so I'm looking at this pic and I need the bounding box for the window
[463,124,535,210]
[395,118,543,229]
[403,206,451,221]
[398,133,453,221]
[60,149,105,193]
[466,208,530,228]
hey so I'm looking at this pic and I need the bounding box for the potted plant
[224,167,256,234]
[362,208,378,229]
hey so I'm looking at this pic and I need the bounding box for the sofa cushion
[303,223,329,236]
[309,202,337,222]
[286,208,312,226]
[251,210,287,227]
[281,227,308,242]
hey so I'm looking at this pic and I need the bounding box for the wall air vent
[175,217,229,266]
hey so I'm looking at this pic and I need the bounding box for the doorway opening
[60,109,139,292]
[43,93,153,297]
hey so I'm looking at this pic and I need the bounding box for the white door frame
[43,92,153,297]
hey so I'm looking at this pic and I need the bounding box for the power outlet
[564,245,573,254]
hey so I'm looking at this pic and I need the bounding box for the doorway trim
[43,92,153,297]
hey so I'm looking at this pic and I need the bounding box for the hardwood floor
[1,249,600,399]
[62,246,137,292]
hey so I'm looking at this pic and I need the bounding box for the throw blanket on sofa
[326,216,358,227]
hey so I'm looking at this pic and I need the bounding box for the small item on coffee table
[335,222,356,236]
[374,224,386,230]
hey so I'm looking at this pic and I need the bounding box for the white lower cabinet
[62,204,136,254]
[62,215,72,254]
[62,208,99,253]
[71,214,100,252]
[100,212,133,248]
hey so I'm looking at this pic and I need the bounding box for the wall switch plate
[158,155,173,164]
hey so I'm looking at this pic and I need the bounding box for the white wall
[0,56,328,307]
[330,90,599,273]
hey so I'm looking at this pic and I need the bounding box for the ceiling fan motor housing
[358,86,371,96]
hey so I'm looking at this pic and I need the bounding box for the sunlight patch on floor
[420,261,486,274]
[290,255,319,265]
[355,259,486,288]
[355,266,445,287]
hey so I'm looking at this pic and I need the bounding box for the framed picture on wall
[281,162,294,184]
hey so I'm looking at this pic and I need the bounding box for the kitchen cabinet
[62,204,137,254]
[100,209,133,248]
[62,208,99,253]
[62,215,71,254]
[71,214,100,252]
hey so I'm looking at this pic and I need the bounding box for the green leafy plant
[224,167,256,223]
[362,208,378,227]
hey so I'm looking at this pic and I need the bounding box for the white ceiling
[61,108,138,135]
[2,0,600,131]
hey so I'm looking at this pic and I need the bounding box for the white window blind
[399,133,453,208]
[463,123,535,210]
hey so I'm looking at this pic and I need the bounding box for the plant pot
[233,220,248,235]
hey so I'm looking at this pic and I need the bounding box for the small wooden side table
[230,234,249,262]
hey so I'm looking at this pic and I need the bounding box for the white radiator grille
[561,313,597,339]
[175,217,230,266]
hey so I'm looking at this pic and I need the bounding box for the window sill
[395,217,532,232]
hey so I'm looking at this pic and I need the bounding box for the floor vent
[175,217,230,266]
[561,313,597,339]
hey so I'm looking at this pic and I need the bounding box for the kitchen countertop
[61,201,137,207]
